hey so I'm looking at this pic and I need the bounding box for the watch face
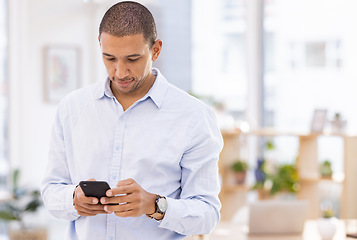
[157,197,167,213]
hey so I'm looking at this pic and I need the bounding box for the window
[262,0,357,214]
[263,0,357,133]
[192,0,247,117]
[0,0,8,191]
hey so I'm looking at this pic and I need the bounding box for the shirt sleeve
[158,106,223,235]
[41,101,81,221]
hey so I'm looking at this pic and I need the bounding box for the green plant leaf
[31,190,41,197]
[12,169,20,196]
[0,210,20,221]
[24,199,41,212]
[231,160,248,172]
[265,140,275,150]
[268,163,299,195]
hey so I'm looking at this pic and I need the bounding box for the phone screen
[79,181,111,200]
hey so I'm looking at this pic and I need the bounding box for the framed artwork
[43,46,80,103]
[311,109,327,133]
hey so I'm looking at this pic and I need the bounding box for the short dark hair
[99,1,157,48]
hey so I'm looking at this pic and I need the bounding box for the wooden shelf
[221,128,357,138]
[298,177,320,183]
[219,128,357,220]
[221,184,249,193]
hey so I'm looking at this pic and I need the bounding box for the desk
[188,220,356,240]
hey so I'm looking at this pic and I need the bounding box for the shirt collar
[94,68,169,109]
[93,77,113,99]
[145,68,168,109]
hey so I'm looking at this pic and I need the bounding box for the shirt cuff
[65,184,81,219]
[158,197,185,234]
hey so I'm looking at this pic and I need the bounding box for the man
[41,1,223,239]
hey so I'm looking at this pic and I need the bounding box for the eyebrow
[102,53,141,58]
[103,53,114,57]
[127,54,141,58]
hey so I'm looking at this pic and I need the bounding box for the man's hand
[100,178,157,218]
[73,179,109,216]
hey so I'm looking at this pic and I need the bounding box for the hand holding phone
[79,181,111,201]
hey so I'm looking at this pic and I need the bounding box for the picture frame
[43,46,80,103]
[311,109,327,133]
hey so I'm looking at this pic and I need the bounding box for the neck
[112,73,156,111]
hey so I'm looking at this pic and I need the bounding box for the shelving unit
[219,129,357,221]
[218,129,249,221]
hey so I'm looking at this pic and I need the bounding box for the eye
[128,58,139,62]
[106,57,115,61]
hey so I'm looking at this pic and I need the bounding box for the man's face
[99,32,161,96]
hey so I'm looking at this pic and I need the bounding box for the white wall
[7,0,186,190]
[154,0,192,92]
[8,0,105,188]
[7,1,164,235]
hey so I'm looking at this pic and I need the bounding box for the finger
[100,193,135,205]
[104,201,139,213]
[77,211,96,217]
[77,193,99,205]
[75,204,106,215]
[75,204,108,215]
[83,203,107,211]
[75,187,100,205]
[117,178,135,187]
[74,201,105,211]
[114,209,140,218]
[77,209,108,216]
[107,180,136,197]
[76,207,108,215]
[103,202,137,215]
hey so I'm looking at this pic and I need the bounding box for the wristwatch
[146,195,167,219]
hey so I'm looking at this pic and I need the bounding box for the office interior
[1,0,357,239]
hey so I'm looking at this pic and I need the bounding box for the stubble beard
[111,76,144,94]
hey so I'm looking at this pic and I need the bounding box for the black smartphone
[79,181,111,201]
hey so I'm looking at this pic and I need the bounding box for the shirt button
[111,175,117,181]
[108,237,114,240]
[115,145,120,151]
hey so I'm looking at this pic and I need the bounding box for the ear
[98,35,102,47]
[151,39,163,61]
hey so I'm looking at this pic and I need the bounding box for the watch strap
[146,195,166,219]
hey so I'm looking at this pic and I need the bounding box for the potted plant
[231,160,248,184]
[320,160,333,179]
[269,162,300,197]
[252,159,300,199]
[252,158,270,199]
[0,169,47,240]
[330,112,347,133]
[317,204,337,240]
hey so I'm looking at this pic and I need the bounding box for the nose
[114,61,129,79]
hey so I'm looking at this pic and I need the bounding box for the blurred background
[1,0,357,239]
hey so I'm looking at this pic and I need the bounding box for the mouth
[113,78,134,88]
[117,81,132,87]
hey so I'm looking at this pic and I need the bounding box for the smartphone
[79,181,111,201]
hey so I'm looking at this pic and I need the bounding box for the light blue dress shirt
[41,68,223,240]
